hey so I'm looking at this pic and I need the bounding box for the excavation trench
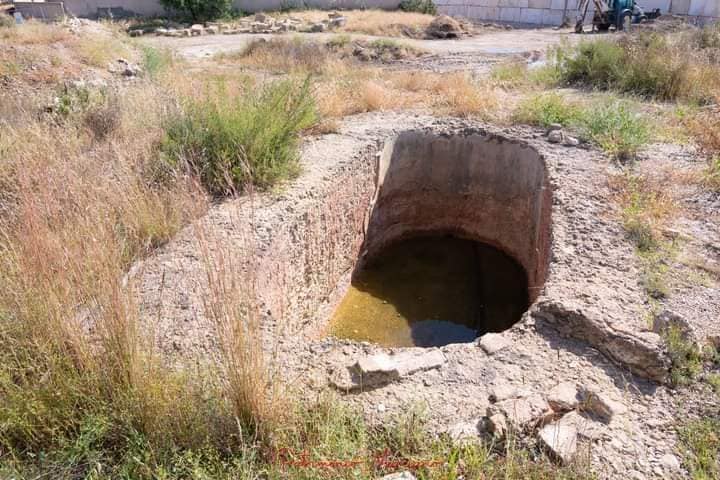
[324,131,552,347]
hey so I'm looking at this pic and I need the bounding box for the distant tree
[160,0,231,21]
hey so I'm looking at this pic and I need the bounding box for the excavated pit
[328,130,552,347]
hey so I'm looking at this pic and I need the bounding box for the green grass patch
[141,45,174,79]
[579,100,649,161]
[665,325,703,387]
[160,77,317,194]
[708,373,720,395]
[399,0,437,15]
[704,156,720,192]
[679,418,720,479]
[513,92,583,128]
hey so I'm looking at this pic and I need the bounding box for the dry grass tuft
[0,19,70,44]
[277,9,434,37]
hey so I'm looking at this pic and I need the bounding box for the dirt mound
[426,15,468,39]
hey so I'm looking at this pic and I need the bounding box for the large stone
[555,410,604,440]
[447,418,482,442]
[580,388,627,422]
[547,382,580,412]
[487,393,550,429]
[486,413,508,437]
[488,384,519,403]
[547,130,564,144]
[329,16,347,28]
[310,22,327,32]
[538,422,578,464]
[190,24,204,35]
[378,472,416,480]
[332,350,446,391]
[478,332,511,355]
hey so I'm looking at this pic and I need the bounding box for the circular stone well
[329,130,552,347]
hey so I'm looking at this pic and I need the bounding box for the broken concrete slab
[580,388,628,422]
[478,333,511,355]
[547,382,580,412]
[487,393,551,429]
[538,422,578,464]
[555,410,604,440]
[331,350,446,391]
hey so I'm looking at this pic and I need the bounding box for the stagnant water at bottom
[329,236,529,348]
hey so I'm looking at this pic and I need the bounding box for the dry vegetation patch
[275,9,435,38]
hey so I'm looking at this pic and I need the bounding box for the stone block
[528,0,551,8]
[542,8,565,25]
[547,382,580,412]
[500,6,522,21]
[538,422,578,464]
[504,0,529,7]
[670,0,691,14]
[467,6,500,20]
[551,0,567,10]
[478,332,511,354]
[520,7,545,23]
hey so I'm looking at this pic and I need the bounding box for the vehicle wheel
[620,12,632,31]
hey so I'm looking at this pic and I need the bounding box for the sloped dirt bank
[132,113,680,477]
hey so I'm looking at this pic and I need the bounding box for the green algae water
[329,236,529,348]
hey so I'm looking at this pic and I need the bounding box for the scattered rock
[555,410,604,440]
[447,419,482,442]
[254,12,267,22]
[562,135,580,147]
[328,11,342,19]
[190,24,204,35]
[205,25,219,34]
[329,16,347,28]
[488,384,519,403]
[580,388,627,422]
[378,472,416,480]
[547,382,580,412]
[546,123,563,133]
[331,350,446,390]
[487,393,550,429]
[486,413,508,437]
[547,130,564,144]
[129,29,143,37]
[660,453,681,471]
[478,332,511,355]
[538,422,578,464]
[310,22,326,33]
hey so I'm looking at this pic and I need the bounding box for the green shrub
[554,38,625,89]
[666,325,703,387]
[490,62,528,89]
[161,77,317,194]
[579,101,649,160]
[159,0,231,21]
[704,156,720,192]
[0,14,14,28]
[679,418,720,479]
[399,0,437,15]
[513,92,583,128]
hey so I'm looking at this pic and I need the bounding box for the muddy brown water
[329,236,529,347]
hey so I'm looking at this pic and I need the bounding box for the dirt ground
[132,24,719,480]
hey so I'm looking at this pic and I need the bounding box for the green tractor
[575,0,661,33]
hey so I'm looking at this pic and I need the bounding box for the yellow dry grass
[0,19,70,44]
[276,9,434,37]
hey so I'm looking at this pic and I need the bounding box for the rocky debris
[426,15,467,39]
[109,58,141,77]
[488,384,520,403]
[310,22,326,33]
[331,349,446,391]
[129,29,143,37]
[478,332,511,355]
[579,388,627,422]
[378,472,417,480]
[659,453,681,472]
[190,24,204,36]
[538,422,578,464]
[486,393,551,430]
[486,413,508,437]
[547,382,580,412]
[555,410,604,440]
[446,418,483,442]
[546,127,579,147]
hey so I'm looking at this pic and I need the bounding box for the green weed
[666,326,703,387]
[399,0,437,15]
[708,373,720,395]
[161,77,317,194]
[704,156,720,192]
[513,92,583,128]
[141,45,174,79]
[679,418,720,479]
[579,100,649,160]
